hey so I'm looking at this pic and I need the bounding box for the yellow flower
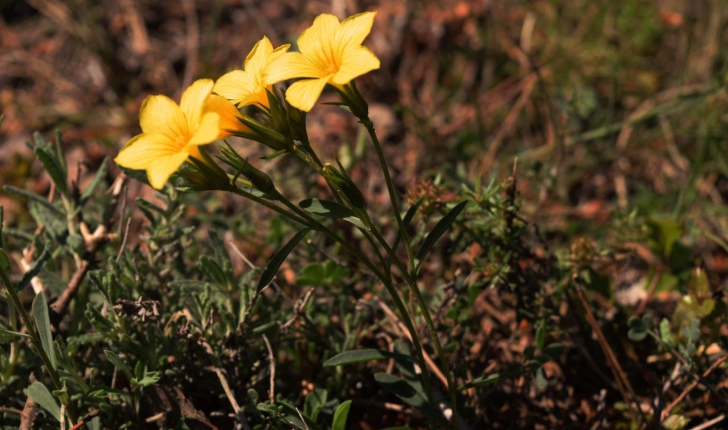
[213,36,290,108]
[115,79,225,189]
[263,12,380,112]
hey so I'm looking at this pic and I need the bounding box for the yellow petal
[114,133,179,171]
[180,79,214,130]
[284,77,330,112]
[146,151,192,190]
[244,36,274,72]
[332,46,380,85]
[334,11,376,59]
[139,95,188,141]
[214,70,257,106]
[203,95,250,136]
[264,52,326,85]
[297,14,340,59]
[188,112,221,146]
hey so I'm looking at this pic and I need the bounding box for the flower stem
[360,119,416,274]
[360,207,459,427]
[273,194,436,408]
[0,262,78,425]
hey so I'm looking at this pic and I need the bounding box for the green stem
[362,209,459,427]
[361,120,416,273]
[273,194,435,407]
[356,121,458,427]
[0,264,78,424]
[228,186,310,227]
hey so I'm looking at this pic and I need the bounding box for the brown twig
[374,297,448,387]
[661,353,728,422]
[261,334,276,404]
[214,367,250,430]
[689,414,725,430]
[573,275,637,409]
[50,174,126,318]
[19,393,39,430]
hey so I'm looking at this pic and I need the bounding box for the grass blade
[32,292,56,369]
[257,228,311,293]
[414,200,468,273]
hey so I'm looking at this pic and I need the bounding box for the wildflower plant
[115,10,468,428]
[0,11,475,430]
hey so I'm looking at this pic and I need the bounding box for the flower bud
[217,141,277,195]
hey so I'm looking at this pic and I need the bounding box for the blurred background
[2,0,728,285]
[1,0,727,232]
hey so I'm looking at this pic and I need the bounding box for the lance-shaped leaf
[17,247,51,292]
[27,381,62,422]
[386,198,423,274]
[458,373,500,391]
[104,350,134,381]
[80,157,110,205]
[374,373,448,427]
[257,228,311,293]
[414,200,468,274]
[33,143,68,197]
[299,199,365,229]
[32,292,56,369]
[3,185,64,216]
[331,400,352,430]
[324,349,414,367]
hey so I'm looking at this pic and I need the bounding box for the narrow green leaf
[27,381,62,422]
[0,328,31,339]
[324,349,414,367]
[104,350,134,381]
[414,200,468,273]
[0,205,4,248]
[260,149,288,160]
[304,388,327,422]
[80,157,110,204]
[3,185,64,216]
[0,247,9,274]
[34,147,68,196]
[299,198,366,229]
[386,198,423,274]
[53,130,68,177]
[535,321,546,351]
[32,293,56,370]
[458,373,500,391]
[332,400,352,430]
[17,247,51,292]
[374,373,448,427]
[257,228,311,293]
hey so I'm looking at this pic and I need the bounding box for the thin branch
[573,275,638,410]
[19,394,39,430]
[261,334,276,404]
[661,354,728,422]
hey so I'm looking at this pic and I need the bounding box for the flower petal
[244,36,274,72]
[297,14,340,58]
[214,70,257,106]
[334,11,376,59]
[203,95,250,136]
[139,96,188,141]
[284,77,330,112]
[114,133,180,171]
[264,52,326,84]
[188,112,221,146]
[146,151,192,190]
[332,46,381,85]
[180,79,214,130]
